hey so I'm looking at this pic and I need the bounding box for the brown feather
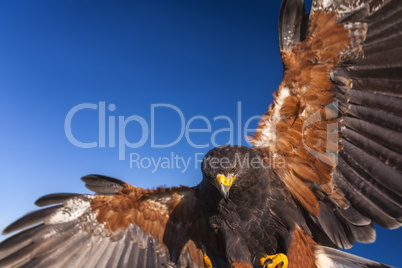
[90,184,204,266]
[287,227,317,268]
[252,9,351,216]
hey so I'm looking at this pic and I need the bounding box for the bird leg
[259,253,288,268]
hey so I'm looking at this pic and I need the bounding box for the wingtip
[34,193,82,207]
[81,174,128,194]
[80,174,102,182]
[81,174,125,185]
[279,0,306,52]
[1,205,62,235]
[316,246,395,268]
[2,221,23,236]
[2,227,11,236]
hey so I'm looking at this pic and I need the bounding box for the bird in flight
[0,0,401,267]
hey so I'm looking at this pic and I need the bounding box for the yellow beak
[216,174,236,200]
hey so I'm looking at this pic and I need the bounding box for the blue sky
[0,0,400,266]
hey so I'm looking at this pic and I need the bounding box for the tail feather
[315,246,394,268]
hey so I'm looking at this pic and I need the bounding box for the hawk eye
[230,167,237,173]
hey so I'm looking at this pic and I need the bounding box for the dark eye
[230,167,237,173]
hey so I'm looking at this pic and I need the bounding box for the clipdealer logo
[64,102,261,171]
[64,101,339,173]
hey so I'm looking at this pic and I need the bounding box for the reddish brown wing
[0,175,205,268]
[253,2,354,217]
[252,0,402,249]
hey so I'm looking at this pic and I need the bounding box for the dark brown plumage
[199,146,308,267]
[1,0,401,267]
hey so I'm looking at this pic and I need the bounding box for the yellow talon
[260,253,288,268]
[203,255,213,268]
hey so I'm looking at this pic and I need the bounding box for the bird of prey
[1,0,401,267]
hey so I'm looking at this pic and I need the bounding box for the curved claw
[203,255,213,268]
[260,253,288,268]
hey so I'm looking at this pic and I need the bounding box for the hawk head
[201,145,267,201]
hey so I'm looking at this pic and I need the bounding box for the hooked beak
[215,174,236,201]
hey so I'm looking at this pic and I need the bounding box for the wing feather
[253,0,402,248]
[2,205,63,235]
[0,175,205,268]
[279,0,306,52]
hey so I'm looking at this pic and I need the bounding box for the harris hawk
[1,0,401,267]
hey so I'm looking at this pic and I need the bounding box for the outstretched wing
[252,0,402,249]
[0,175,206,268]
